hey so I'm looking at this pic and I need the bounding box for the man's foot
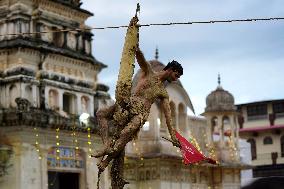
[97,158,110,173]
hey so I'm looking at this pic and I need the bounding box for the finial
[135,3,140,16]
[155,46,159,60]
[218,73,221,86]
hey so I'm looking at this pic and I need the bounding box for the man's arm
[161,97,181,148]
[136,47,151,74]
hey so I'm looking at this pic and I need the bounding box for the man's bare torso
[132,71,168,110]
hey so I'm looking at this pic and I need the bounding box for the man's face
[167,70,181,82]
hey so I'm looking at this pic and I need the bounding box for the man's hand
[171,135,181,148]
[129,16,139,26]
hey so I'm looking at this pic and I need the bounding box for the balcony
[276,112,284,118]
[247,115,267,121]
[252,152,284,166]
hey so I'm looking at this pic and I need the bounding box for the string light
[0,17,283,37]
[55,127,60,161]
[228,135,238,162]
[87,127,92,158]
[34,127,42,160]
[71,116,80,161]
[189,133,202,154]
[203,130,218,163]
[132,140,144,163]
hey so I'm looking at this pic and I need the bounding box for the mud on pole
[115,17,139,105]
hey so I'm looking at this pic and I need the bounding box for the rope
[0,17,283,37]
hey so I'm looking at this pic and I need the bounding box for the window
[223,116,231,136]
[281,136,284,157]
[263,136,273,145]
[238,115,244,129]
[273,102,284,118]
[63,93,76,114]
[211,117,218,134]
[9,85,18,108]
[81,96,89,113]
[247,138,257,160]
[247,104,267,120]
[48,89,59,110]
[52,27,64,47]
[25,85,33,104]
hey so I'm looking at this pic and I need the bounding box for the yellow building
[237,99,284,177]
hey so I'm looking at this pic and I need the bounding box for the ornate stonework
[0,1,111,189]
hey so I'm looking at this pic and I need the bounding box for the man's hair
[163,60,183,75]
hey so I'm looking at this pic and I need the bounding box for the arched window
[169,101,176,128]
[48,89,59,110]
[25,85,33,104]
[52,27,64,47]
[211,117,218,134]
[158,102,166,129]
[9,85,18,108]
[178,103,186,131]
[81,96,89,113]
[281,136,284,157]
[247,138,257,160]
[263,136,273,145]
[223,116,230,136]
[63,92,77,114]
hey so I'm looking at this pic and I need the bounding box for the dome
[205,82,236,112]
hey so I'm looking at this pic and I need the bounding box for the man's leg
[94,115,142,160]
[96,104,116,147]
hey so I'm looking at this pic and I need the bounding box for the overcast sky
[81,0,284,115]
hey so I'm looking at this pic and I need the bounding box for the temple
[0,1,253,189]
[0,0,111,188]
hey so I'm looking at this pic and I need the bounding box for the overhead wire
[0,17,283,37]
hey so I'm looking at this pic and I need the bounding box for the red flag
[175,131,217,165]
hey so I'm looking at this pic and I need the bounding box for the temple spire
[217,73,223,89]
[155,47,159,60]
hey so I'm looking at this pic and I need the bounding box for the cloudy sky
[81,0,284,115]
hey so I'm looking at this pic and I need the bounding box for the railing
[247,115,267,121]
[252,152,283,164]
[276,112,284,118]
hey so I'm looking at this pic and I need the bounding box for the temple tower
[202,75,240,163]
[0,1,110,188]
[0,0,110,113]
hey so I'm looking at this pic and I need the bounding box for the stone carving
[48,90,59,110]
[15,98,32,112]
[81,96,88,113]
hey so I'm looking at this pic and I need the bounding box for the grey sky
[82,0,284,115]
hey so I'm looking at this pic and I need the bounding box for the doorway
[48,171,79,189]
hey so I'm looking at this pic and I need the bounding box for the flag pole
[161,136,174,143]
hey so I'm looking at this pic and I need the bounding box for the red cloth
[175,131,217,165]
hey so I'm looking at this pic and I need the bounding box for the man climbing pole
[93,6,184,188]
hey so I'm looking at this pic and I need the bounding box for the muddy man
[93,16,183,174]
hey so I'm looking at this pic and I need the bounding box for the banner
[175,131,217,165]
